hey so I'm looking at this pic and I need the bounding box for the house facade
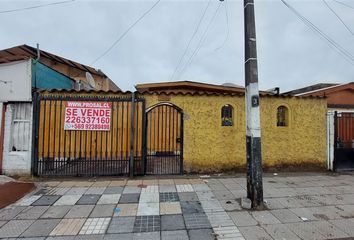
[285,82,354,171]
[27,82,327,177]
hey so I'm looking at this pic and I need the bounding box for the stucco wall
[142,94,327,172]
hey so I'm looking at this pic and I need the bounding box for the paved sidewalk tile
[200,200,224,213]
[143,179,158,186]
[196,191,216,201]
[65,205,94,218]
[54,195,81,206]
[104,186,123,194]
[0,219,34,238]
[15,206,49,219]
[159,185,176,193]
[47,187,70,195]
[140,193,159,203]
[176,184,193,192]
[104,233,133,240]
[119,193,140,203]
[65,187,88,195]
[160,192,179,202]
[85,187,106,195]
[21,219,60,237]
[133,215,160,232]
[57,182,76,188]
[206,211,234,227]
[183,213,212,229]
[188,228,214,240]
[239,226,273,240]
[160,202,182,215]
[126,180,142,186]
[90,205,115,217]
[41,206,72,219]
[161,214,185,231]
[109,180,126,187]
[213,226,244,240]
[97,194,121,205]
[158,179,174,185]
[137,202,159,216]
[141,185,158,193]
[32,195,60,206]
[329,218,354,236]
[251,211,281,225]
[174,179,190,185]
[73,181,93,187]
[220,199,242,211]
[180,201,204,213]
[178,192,198,202]
[79,218,111,235]
[285,222,326,240]
[14,195,42,206]
[270,209,302,223]
[107,216,135,234]
[0,206,26,220]
[133,231,160,240]
[0,221,6,228]
[50,218,86,236]
[114,204,138,217]
[77,195,101,205]
[263,224,301,240]
[123,186,141,194]
[228,211,257,227]
[161,230,188,240]
[311,220,350,239]
[92,181,111,187]
[192,184,211,192]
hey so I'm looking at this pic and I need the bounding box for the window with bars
[10,103,31,151]
[221,104,233,126]
[277,106,289,127]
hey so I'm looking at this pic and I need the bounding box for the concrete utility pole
[244,0,264,209]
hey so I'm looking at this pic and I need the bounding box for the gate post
[31,91,40,176]
[141,99,146,175]
[129,92,136,178]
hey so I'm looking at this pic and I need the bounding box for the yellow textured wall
[142,94,327,172]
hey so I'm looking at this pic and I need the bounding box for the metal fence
[33,93,145,177]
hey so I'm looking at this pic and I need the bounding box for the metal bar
[141,100,147,175]
[31,92,40,176]
[129,92,136,177]
[180,110,184,175]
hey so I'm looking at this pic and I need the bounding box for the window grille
[277,106,288,127]
[221,104,233,126]
[10,103,31,151]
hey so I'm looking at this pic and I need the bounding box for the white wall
[327,108,354,171]
[2,103,32,175]
[0,60,32,102]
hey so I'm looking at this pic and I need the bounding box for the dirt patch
[0,181,35,209]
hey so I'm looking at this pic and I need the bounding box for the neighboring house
[0,45,120,91]
[285,82,354,171]
[0,45,120,175]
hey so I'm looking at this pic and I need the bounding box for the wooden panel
[37,99,144,161]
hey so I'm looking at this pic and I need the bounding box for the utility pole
[244,0,264,209]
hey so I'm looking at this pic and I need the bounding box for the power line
[332,0,354,10]
[177,2,222,79]
[0,0,75,14]
[170,0,212,81]
[214,0,230,52]
[280,0,354,65]
[91,0,161,65]
[323,0,354,36]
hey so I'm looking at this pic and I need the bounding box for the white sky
[1,0,353,91]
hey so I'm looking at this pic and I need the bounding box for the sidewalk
[0,173,353,239]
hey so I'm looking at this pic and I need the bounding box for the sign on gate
[64,101,112,131]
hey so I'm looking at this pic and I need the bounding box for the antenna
[85,72,96,89]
